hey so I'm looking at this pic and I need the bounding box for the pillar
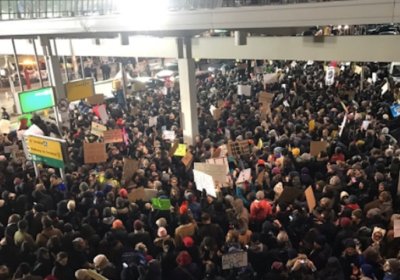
[177,38,199,145]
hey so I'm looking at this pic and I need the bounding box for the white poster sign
[325,66,335,86]
[162,130,176,141]
[193,169,217,197]
[238,85,251,96]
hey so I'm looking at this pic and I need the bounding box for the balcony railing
[0,0,349,20]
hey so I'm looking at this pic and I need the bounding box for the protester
[0,59,399,280]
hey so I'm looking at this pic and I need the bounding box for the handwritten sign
[84,142,107,164]
[193,169,217,197]
[222,251,248,270]
[103,129,123,144]
[174,144,187,157]
[128,187,145,202]
[122,158,139,184]
[227,140,250,157]
[238,85,251,96]
[236,168,251,184]
[91,122,107,137]
[163,130,176,141]
[194,162,227,185]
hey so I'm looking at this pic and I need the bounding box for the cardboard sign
[149,116,158,127]
[86,94,104,105]
[181,152,193,168]
[174,144,187,157]
[151,198,171,210]
[122,158,139,183]
[238,85,251,96]
[228,140,250,157]
[128,187,145,202]
[206,157,230,184]
[144,189,158,201]
[278,187,303,204]
[310,141,328,157]
[394,219,400,238]
[0,119,11,134]
[91,122,107,137]
[84,142,107,164]
[163,130,176,141]
[305,186,316,213]
[236,168,251,184]
[259,92,274,105]
[193,169,217,197]
[263,73,278,85]
[194,162,227,185]
[222,251,248,270]
[103,129,123,144]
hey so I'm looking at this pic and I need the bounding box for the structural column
[177,38,199,145]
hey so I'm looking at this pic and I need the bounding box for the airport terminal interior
[1,0,400,279]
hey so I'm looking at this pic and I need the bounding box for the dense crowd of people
[0,59,400,280]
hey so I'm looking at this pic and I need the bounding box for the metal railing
[0,0,349,20]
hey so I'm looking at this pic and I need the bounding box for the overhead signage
[65,78,95,102]
[26,135,66,168]
[19,87,55,114]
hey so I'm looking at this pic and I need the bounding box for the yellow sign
[26,135,63,161]
[174,144,187,157]
[65,78,95,102]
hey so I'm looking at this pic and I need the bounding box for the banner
[222,251,248,270]
[193,169,217,197]
[84,142,107,164]
[310,141,328,157]
[305,186,316,213]
[194,162,227,185]
[91,122,107,137]
[86,94,105,105]
[103,129,123,144]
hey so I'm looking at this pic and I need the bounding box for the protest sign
[91,122,107,137]
[236,168,251,184]
[103,129,123,144]
[305,186,316,213]
[325,66,335,86]
[394,219,400,238]
[149,116,158,127]
[339,114,348,137]
[238,85,251,96]
[174,144,187,157]
[0,119,11,134]
[181,152,193,168]
[194,162,227,185]
[382,82,389,95]
[227,140,250,157]
[163,130,176,141]
[258,92,274,105]
[278,187,303,204]
[96,104,109,124]
[263,73,278,85]
[310,141,328,157]
[390,104,400,118]
[128,187,145,202]
[361,120,370,131]
[151,198,171,210]
[84,142,107,164]
[372,72,377,83]
[122,158,139,183]
[86,94,104,105]
[193,169,217,197]
[144,189,158,201]
[169,141,179,157]
[222,251,248,270]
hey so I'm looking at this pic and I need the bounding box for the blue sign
[390,104,400,118]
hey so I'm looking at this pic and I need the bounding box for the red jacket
[250,199,272,222]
